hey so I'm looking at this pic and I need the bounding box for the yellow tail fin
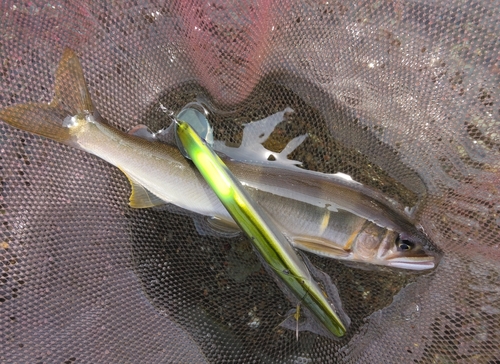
[0,48,95,145]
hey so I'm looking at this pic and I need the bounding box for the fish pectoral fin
[119,170,166,208]
[292,237,351,258]
[189,215,241,238]
[128,124,157,141]
[205,216,241,234]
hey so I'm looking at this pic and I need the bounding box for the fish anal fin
[292,237,351,258]
[129,182,166,208]
[119,168,166,208]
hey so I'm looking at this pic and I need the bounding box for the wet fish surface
[0,49,441,271]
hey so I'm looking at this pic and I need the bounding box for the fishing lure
[176,119,349,338]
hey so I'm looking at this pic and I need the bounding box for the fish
[176,119,349,337]
[0,48,441,271]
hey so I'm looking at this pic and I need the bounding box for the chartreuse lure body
[176,120,347,338]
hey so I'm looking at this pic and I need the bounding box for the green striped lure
[175,119,348,338]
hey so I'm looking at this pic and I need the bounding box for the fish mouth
[385,255,438,271]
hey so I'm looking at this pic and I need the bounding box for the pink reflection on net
[177,0,278,104]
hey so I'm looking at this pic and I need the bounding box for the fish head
[352,223,441,271]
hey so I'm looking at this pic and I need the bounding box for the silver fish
[0,49,441,271]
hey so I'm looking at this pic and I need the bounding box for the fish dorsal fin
[54,48,95,115]
[128,124,157,141]
[118,168,166,208]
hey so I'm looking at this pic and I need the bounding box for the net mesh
[1,0,499,362]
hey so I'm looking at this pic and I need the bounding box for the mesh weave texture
[1,0,499,363]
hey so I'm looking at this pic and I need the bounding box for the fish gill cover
[0,0,499,363]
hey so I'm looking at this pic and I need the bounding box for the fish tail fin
[53,48,95,115]
[0,48,95,145]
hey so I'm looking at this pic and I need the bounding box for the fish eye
[396,237,414,251]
